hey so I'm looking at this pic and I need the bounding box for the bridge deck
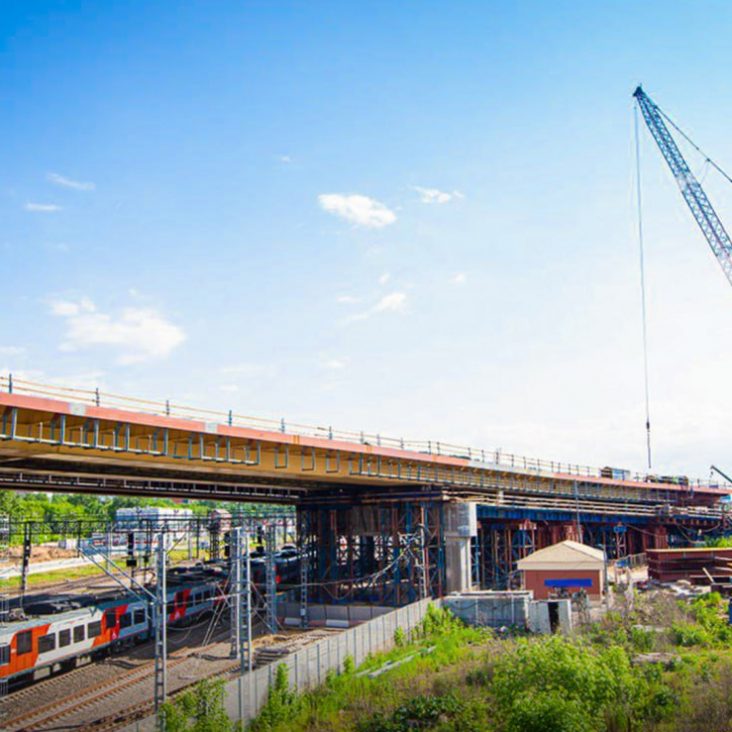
[0,379,727,517]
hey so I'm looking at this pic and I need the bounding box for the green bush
[393,626,406,647]
[490,636,647,732]
[249,664,300,732]
[416,603,461,638]
[671,621,711,647]
[629,626,655,653]
[358,693,461,732]
[683,592,732,645]
[162,678,234,732]
[504,690,591,732]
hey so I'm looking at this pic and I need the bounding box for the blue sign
[544,578,593,588]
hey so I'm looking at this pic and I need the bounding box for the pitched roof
[516,540,606,570]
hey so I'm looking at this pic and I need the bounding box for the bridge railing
[1,375,729,491]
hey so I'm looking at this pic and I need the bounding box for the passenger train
[0,548,301,689]
[0,566,224,686]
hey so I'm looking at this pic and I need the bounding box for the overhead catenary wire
[634,103,653,470]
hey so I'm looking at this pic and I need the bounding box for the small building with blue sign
[517,540,605,600]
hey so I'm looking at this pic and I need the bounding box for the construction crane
[711,464,732,485]
[633,86,732,288]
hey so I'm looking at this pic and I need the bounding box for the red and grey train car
[0,576,222,686]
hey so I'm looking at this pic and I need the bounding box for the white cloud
[414,186,464,205]
[50,297,95,316]
[378,272,391,285]
[25,202,62,213]
[49,298,185,364]
[347,292,408,323]
[0,346,25,357]
[336,295,360,304]
[47,172,95,191]
[277,154,292,164]
[318,193,396,228]
[373,292,407,313]
[450,272,467,285]
[322,358,347,370]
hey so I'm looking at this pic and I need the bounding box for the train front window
[16,631,32,655]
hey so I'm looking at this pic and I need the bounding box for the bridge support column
[444,503,478,594]
[445,536,471,593]
[297,499,446,606]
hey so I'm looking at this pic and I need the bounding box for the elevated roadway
[0,379,726,517]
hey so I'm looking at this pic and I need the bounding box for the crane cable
[634,103,653,470]
[655,104,732,187]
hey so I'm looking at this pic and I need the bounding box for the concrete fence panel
[121,597,437,731]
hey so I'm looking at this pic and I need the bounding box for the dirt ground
[0,545,77,565]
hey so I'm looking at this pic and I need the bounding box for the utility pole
[230,527,253,667]
[0,513,9,701]
[187,518,193,561]
[243,531,252,674]
[265,524,277,633]
[231,527,253,723]
[299,526,309,628]
[154,531,167,730]
[105,524,113,573]
[230,527,242,659]
[20,522,31,603]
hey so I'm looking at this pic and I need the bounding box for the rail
[1,375,728,491]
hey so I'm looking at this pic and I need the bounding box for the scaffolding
[298,500,445,606]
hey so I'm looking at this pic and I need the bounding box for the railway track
[1,626,334,732]
[5,654,191,731]
[0,624,229,731]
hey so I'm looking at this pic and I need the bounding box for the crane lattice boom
[633,86,732,288]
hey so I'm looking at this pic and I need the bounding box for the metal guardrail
[613,552,647,569]
[1,375,728,491]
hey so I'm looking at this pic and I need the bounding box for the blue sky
[2,1,732,478]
